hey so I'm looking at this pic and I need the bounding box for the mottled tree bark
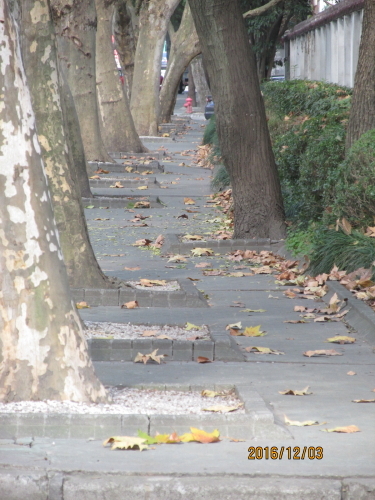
[20,0,110,289]
[159,3,201,123]
[130,0,180,136]
[0,0,107,403]
[96,0,146,152]
[345,0,375,151]
[51,0,113,162]
[190,0,286,239]
[191,55,210,109]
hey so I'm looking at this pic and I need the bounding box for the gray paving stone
[132,339,153,358]
[150,291,169,307]
[134,289,153,307]
[151,339,173,358]
[172,340,193,361]
[119,288,136,304]
[110,339,132,361]
[193,340,214,361]
[0,469,48,500]
[342,478,375,500]
[101,289,120,306]
[168,291,187,307]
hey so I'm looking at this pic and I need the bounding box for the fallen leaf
[326,335,356,344]
[138,430,181,444]
[133,201,150,209]
[168,254,187,262]
[180,427,220,443]
[125,166,134,172]
[347,371,356,376]
[141,330,158,337]
[284,416,321,426]
[241,309,266,313]
[134,349,165,364]
[85,205,95,209]
[94,218,110,221]
[110,181,124,188]
[203,403,243,413]
[284,320,307,324]
[124,266,141,271]
[140,279,167,287]
[133,239,152,246]
[156,334,172,340]
[187,277,200,281]
[352,399,375,403]
[196,356,212,363]
[191,247,214,256]
[151,235,164,248]
[201,390,220,398]
[95,168,109,174]
[284,290,297,299]
[185,322,202,331]
[226,322,242,330]
[177,214,189,219]
[321,425,360,433]
[195,262,210,268]
[182,234,204,240]
[137,186,148,190]
[89,175,101,179]
[268,294,279,299]
[303,349,343,357]
[294,306,306,312]
[245,346,284,355]
[121,300,139,309]
[279,386,312,396]
[76,301,90,309]
[103,436,148,451]
[184,197,195,205]
[242,325,266,337]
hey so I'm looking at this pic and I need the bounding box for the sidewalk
[0,106,374,499]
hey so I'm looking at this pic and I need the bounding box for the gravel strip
[0,388,244,415]
[84,321,210,341]
[127,280,180,291]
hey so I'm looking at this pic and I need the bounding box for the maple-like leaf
[134,349,165,364]
[103,436,149,451]
[168,254,187,262]
[185,322,202,331]
[201,390,220,398]
[180,427,220,443]
[242,326,266,337]
[196,356,211,363]
[226,322,242,331]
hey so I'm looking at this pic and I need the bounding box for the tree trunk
[191,55,210,109]
[114,0,138,99]
[96,0,146,152]
[187,65,197,106]
[190,0,286,239]
[20,0,111,290]
[159,3,201,123]
[51,0,113,162]
[130,0,180,136]
[345,0,375,151]
[0,0,107,403]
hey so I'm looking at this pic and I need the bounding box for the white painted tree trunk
[130,0,180,136]
[0,1,108,403]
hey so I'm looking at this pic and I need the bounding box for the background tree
[96,0,147,152]
[191,55,210,110]
[20,0,111,289]
[190,0,286,239]
[130,0,180,136]
[51,0,113,162]
[345,0,375,151]
[159,2,201,123]
[0,0,107,403]
[242,0,311,81]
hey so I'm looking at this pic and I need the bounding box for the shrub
[203,115,218,146]
[308,228,375,276]
[330,129,375,227]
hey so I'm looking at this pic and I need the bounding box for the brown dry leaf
[110,181,124,188]
[284,416,321,426]
[103,436,148,451]
[284,290,297,299]
[303,349,343,357]
[279,386,312,396]
[203,403,243,413]
[245,346,284,355]
[326,335,356,344]
[183,234,204,240]
[89,175,101,179]
[314,316,332,322]
[184,197,196,205]
[195,262,210,268]
[352,399,375,403]
[294,306,306,312]
[177,214,189,219]
[133,201,150,209]
[133,239,152,246]
[125,166,134,172]
[140,279,167,287]
[121,300,139,309]
[76,301,90,309]
[94,218,110,221]
[141,330,158,337]
[180,427,220,443]
[196,356,212,363]
[337,217,352,235]
[134,349,165,364]
[201,390,220,398]
[96,168,109,174]
[137,186,148,190]
[191,247,214,257]
[124,266,141,271]
[168,254,188,263]
[321,425,360,433]
[187,335,201,341]
[347,371,356,376]
[156,334,172,340]
[151,234,164,248]
[284,320,307,324]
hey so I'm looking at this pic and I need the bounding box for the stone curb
[88,177,158,189]
[82,195,163,209]
[88,160,164,173]
[326,281,375,341]
[108,151,165,160]
[72,279,208,308]
[0,384,289,441]
[1,472,374,500]
[163,234,285,254]
[87,325,245,363]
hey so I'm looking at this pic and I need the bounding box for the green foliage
[211,165,230,191]
[330,129,375,227]
[308,229,375,276]
[285,223,319,257]
[202,115,218,146]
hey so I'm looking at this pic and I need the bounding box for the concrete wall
[284,2,363,87]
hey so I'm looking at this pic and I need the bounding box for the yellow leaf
[184,197,196,205]
[125,166,134,172]
[284,416,321,426]
[279,386,312,396]
[201,390,220,398]
[182,234,204,240]
[245,346,284,355]
[242,325,266,337]
[103,436,148,451]
[326,335,356,344]
[180,428,220,443]
[203,403,243,413]
[191,247,214,256]
[321,425,360,433]
[76,301,90,309]
[185,322,202,331]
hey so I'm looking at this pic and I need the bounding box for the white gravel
[0,388,244,415]
[127,280,180,291]
[84,321,210,341]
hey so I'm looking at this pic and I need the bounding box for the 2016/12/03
[248,446,323,460]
